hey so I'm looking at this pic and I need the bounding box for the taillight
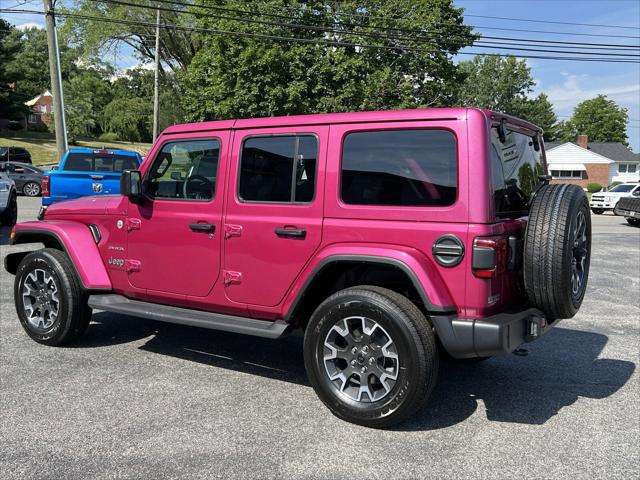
[41,175,50,197]
[472,236,508,278]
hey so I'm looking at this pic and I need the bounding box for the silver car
[0,163,18,226]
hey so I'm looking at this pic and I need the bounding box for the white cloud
[16,22,44,30]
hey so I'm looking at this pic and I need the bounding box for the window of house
[239,135,317,203]
[550,170,583,179]
[28,114,38,124]
[341,129,457,206]
[619,163,638,174]
[147,139,220,201]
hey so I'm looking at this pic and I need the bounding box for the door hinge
[125,259,141,273]
[224,224,243,239]
[126,218,141,232]
[223,270,242,286]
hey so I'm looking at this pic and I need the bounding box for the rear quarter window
[340,129,457,206]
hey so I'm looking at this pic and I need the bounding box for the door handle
[189,223,216,233]
[275,227,306,239]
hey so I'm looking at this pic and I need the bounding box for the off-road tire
[627,218,640,227]
[304,286,438,428]
[591,208,604,215]
[14,248,92,346]
[524,184,591,320]
[0,191,17,226]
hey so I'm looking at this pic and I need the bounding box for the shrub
[99,132,119,142]
[587,183,603,193]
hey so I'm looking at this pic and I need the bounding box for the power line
[56,11,640,64]
[147,0,640,44]
[88,0,639,59]
[463,13,640,31]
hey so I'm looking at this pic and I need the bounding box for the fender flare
[5,221,112,290]
[284,249,457,321]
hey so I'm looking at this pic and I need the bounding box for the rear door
[224,127,327,307]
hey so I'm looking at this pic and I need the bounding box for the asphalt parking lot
[1,197,639,479]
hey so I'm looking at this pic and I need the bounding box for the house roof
[24,90,52,107]
[547,141,638,163]
[546,142,614,165]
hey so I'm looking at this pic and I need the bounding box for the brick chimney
[576,135,588,149]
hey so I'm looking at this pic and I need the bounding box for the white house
[546,135,639,187]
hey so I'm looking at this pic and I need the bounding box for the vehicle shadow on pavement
[399,327,636,431]
[78,314,635,430]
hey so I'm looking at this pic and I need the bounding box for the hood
[45,195,122,216]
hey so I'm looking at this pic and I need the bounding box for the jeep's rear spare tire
[524,184,591,320]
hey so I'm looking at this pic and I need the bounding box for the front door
[224,127,327,306]
[127,135,228,297]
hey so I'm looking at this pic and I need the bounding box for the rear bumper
[432,307,552,359]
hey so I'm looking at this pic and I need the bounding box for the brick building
[24,90,54,128]
[546,135,640,188]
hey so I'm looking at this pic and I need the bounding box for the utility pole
[43,0,67,160]
[152,8,161,141]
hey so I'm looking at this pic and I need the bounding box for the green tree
[101,97,151,142]
[560,95,629,145]
[0,20,27,120]
[457,55,560,140]
[62,0,199,71]
[179,0,476,121]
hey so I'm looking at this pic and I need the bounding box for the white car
[590,182,640,214]
[0,163,18,226]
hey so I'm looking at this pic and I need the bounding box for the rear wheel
[14,248,92,346]
[524,184,592,320]
[0,191,17,226]
[627,218,640,227]
[304,286,438,428]
[591,208,604,215]
[22,181,41,197]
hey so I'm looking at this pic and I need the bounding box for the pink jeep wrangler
[5,108,591,427]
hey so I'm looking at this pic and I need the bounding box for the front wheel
[14,248,92,346]
[304,286,438,428]
[627,218,640,227]
[591,208,604,215]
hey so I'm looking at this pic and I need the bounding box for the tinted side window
[341,129,457,206]
[147,139,220,201]
[239,135,317,203]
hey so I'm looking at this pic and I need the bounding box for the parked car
[0,163,18,226]
[590,182,640,214]
[0,146,32,164]
[614,195,640,226]
[5,108,592,428]
[42,148,142,206]
[3,162,44,197]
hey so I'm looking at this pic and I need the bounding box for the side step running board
[88,294,290,339]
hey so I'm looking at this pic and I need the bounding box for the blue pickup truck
[42,148,142,206]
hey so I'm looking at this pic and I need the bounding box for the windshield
[609,184,636,193]
[63,152,138,172]
[490,127,544,217]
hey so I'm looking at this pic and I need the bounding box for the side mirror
[633,190,640,197]
[170,171,183,181]
[120,170,142,201]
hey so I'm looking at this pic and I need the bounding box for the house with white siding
[546,135,639,188]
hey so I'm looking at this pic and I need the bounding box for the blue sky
[2,0,639,151]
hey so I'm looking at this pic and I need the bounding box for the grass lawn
[0,131,152,167]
